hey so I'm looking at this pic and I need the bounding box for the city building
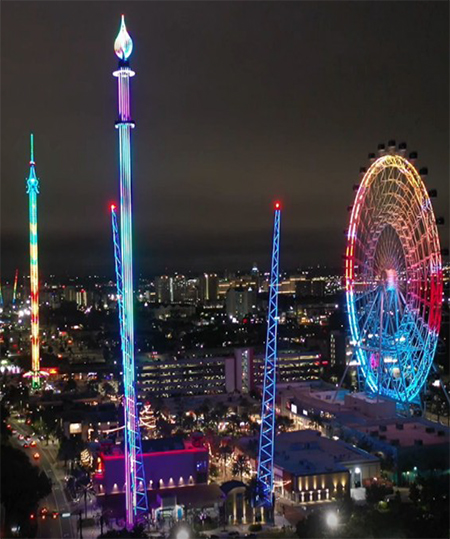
[237,429,379,503]
[199,273,219,303]
[138,348,325,398]
[272,430,379,502]
[155,276,173,303]
[278,382,450,483]
[138,352,229,398]
[226,287,256,322]
[93,435,223,521]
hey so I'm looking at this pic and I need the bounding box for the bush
[248,523,262,532]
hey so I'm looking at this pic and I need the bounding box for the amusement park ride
[23,135,47,390]
[343,141,445,411]
[257,202,282,518]
[110,16,149,528]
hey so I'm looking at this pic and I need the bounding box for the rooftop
[351,418,450,447]
[274,429,378,476]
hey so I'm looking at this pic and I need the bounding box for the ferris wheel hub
[381,268,398,291]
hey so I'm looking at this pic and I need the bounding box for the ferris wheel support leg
[333,361,352,402]
[439,379,450,409]
[429,364,450,420]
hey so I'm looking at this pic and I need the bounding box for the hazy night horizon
[1,1,448,277]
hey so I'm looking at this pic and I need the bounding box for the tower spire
[112,16,147,528]
[114,14,133,61]
[30,133,34,164]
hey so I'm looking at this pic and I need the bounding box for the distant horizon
[0,263,346,285]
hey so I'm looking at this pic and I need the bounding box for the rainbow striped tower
[113,16,148,527]
[26,134,41,389]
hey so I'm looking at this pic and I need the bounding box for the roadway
[10,417,76,539]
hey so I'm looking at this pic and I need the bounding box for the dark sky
[1,1,448,278]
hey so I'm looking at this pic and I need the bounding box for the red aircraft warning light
[274,201,281,210]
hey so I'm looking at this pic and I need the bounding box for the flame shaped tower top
[114,15,133,61]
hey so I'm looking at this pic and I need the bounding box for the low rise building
[237,429,379,504]
[278,382,450,483]
[93,436,222,521]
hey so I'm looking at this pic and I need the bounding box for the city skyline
[1,2,449,277]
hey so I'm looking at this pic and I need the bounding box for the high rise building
[155,275,172,303]
[199,273,219,303]
[172,274,188,303]
[311,277,326,297]
[226,286,256,321]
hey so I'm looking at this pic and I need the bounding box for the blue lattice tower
[112,16,148,527]
[111,203,148,523]
[257,202,281,517]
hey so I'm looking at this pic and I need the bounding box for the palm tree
[218,445,233,476]
[232,454,250,481]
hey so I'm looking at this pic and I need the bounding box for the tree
[365,482,393,504]
[58,436,86,468]
[276,415,294,433]
[1,402,11,441]
[64,377,77,392]
[209,462,219,479]
[232,454,250,481]
[218,445,233,475]
[1,444,52,537]
[98,524,147,538]
[246,477,267,509]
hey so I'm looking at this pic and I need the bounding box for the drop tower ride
[113,16,148,527]
[26,135,42,390]
[257,202,281,518]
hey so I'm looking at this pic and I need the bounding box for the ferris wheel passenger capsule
[377,143,386,156]
[428,189,437,198]
[419,167,428,178]
[398,142,407,156]
[436,217,445,226]
[409,151,418,163]
[368,152,376,162]
[388,140,396,153]
[353,184,360,192]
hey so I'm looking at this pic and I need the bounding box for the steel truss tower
[111,204,125,345]
[26,135,42,390]
[113,17,148,527]
[257,201,281,512]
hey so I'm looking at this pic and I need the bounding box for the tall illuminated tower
[257,201,281,516]
[26,135,41,389]
[113,16,148,527]
[12,268,19,306]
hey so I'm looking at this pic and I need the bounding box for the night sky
[1,1,448,278]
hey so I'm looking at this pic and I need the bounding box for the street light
[325,511,339,529]
[175,526,190,539]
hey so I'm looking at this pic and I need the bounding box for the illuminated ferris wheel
[345,141,443,404]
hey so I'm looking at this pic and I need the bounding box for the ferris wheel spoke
[353,287,378,304]
[354,289,382,345]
